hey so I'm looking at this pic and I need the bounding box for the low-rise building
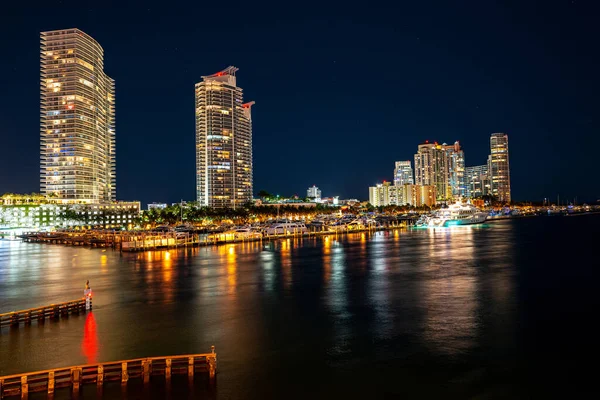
[0,198,140,233]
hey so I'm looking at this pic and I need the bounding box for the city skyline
[0,3,598,205]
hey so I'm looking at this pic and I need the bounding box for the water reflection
[81,312,99,364]
[420,227,479,356]
[0,218,541,398]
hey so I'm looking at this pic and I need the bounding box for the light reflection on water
[3,218,591,397]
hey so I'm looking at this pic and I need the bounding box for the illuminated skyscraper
[40,29,115,203]
[465,165,490,198]
[489,133,511,203]
[393,161,414,186]
[443,141,466,199]
[414,142,449,201]
[195,66,254,208]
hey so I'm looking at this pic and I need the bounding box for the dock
[0,298,91,328]
[0,347,216,399]
[20,222,411,252]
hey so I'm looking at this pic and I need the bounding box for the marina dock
[19,222,411,252]
[0,348,216,399]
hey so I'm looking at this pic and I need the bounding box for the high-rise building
[369,182,401,207]
[464,165,489,198]
[414,142,449,201]
[40,29,115,203]
[307,185,321,201]
[489,133,511,203]
[405,184,437,207]
[195,66,254,208]
[443,141,466,199]
[393,161,414,186]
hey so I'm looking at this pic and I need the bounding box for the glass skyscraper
[393,161,414,186]
[40,29,115,203]
[195,66,254,208]
[444,141,466,199]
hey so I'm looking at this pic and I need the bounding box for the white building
[195,66,254,208]
[393,161,414,186]
[307,185,322,201]
[147,203,167,210]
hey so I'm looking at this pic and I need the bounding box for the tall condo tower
[443,141,466,199]
[489,133,511,203]
[414,142,449,201]
[195,66,254,208]
[393,161,414,186]
[40,29,115,203]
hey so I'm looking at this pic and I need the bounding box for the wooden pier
[0,298,90,328]
[0,347,217,399]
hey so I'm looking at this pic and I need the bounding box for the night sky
[1,1,598,205]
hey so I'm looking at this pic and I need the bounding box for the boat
[265,222,307,235]
[428,201,488,227]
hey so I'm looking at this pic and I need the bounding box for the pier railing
[0,348,216,398]
[0,298,90,328]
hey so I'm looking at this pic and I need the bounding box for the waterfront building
[414,142,450,201]
[489,133,511,203]
[405,184,437,208]
[443,142,466,199]
[369,182,393,207]
[369,182,435,207]
[464,165,490,198]
[307,185,322,201]
[393,161,414,186]
[147,203,167,210]
[40,29,116,204]
[195,66,254,208]
[0,201,140,234]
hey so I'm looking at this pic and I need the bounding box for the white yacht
[428,201,488,227]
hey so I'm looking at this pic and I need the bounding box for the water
[0,216,598,399]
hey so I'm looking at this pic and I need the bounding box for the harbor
[15,216,413,252]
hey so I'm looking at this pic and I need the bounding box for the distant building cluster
[369,133,511,206]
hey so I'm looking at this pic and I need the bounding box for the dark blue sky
[1,1,598,205]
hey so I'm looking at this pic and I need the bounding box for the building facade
[0,201,140,233]
[464,165,490,198]
[489,133,511,203]
[405,184,437,208]
[369,182,435,207]
[414,142,449,201]
[444,141,466,199]
[393,161,414,186]
[307,185,322,201]
[195,66,254,208]
[40,29,116,203]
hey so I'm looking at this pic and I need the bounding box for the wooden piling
[165,358,172,380]
[97,365,104,386]
[188,357,194,377]
[47,371,54,394]
[121,363,128,383]
[20,376,27,399]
